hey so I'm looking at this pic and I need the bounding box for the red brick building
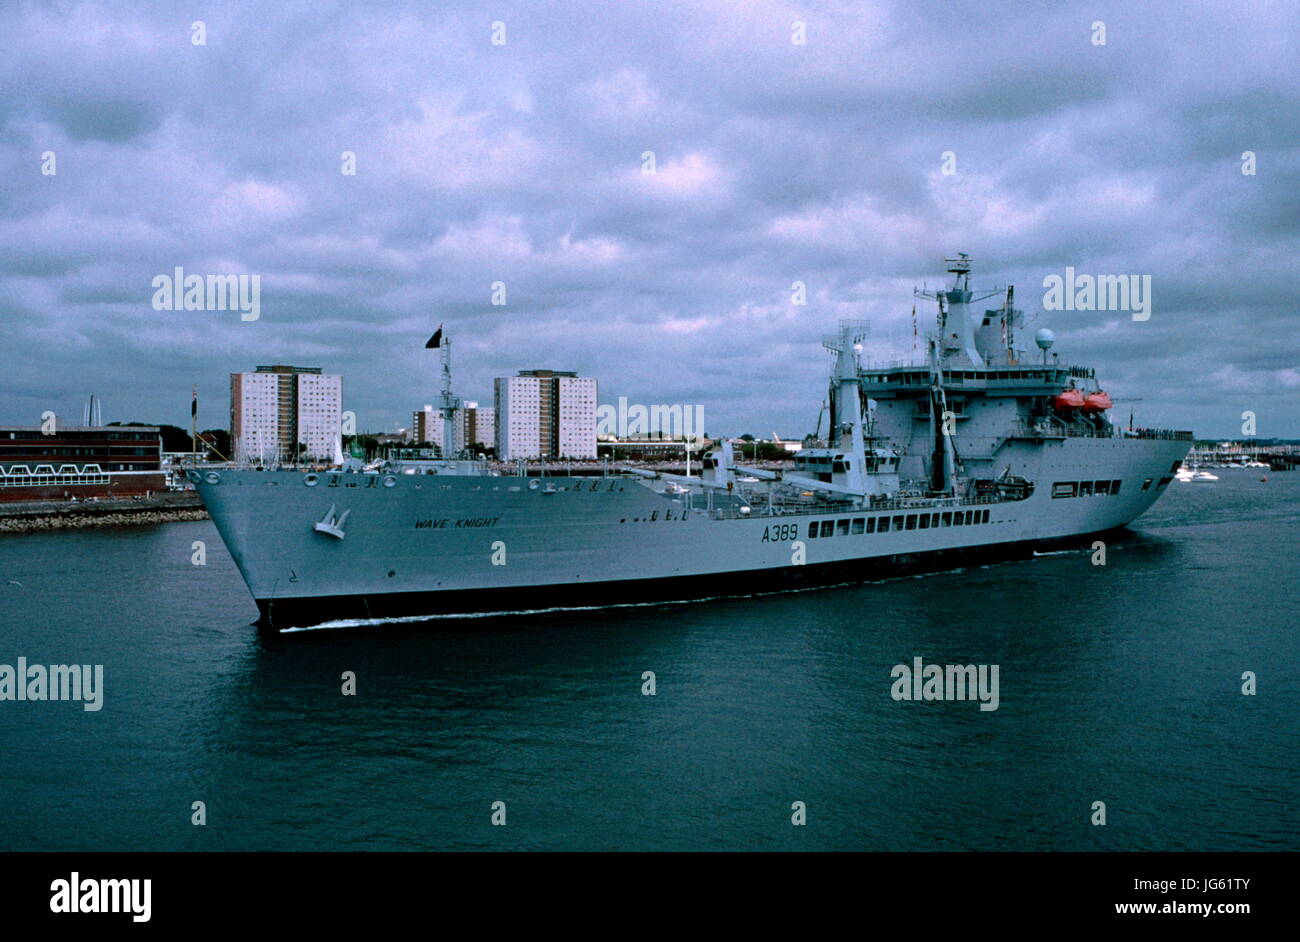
[0,426,164,502]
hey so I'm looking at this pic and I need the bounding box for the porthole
[304,473,320,486]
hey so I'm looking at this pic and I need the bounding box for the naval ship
[193,256,1192,630]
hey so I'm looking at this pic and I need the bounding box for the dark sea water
[0,472,1296,851]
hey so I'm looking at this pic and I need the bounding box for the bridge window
[981,510,990,523]
[865,517,875,534]
[941,512,952,526]
[820,520,834,538]
[1157,476,1173,488]
[1079,481,1093,497]
[919,514,930,529]
[1094,480,1110,495]
[1141,478,1152,491]
[893,515,904,531]
[836,519,850,536]
[1111,479,1122,494]
[1052,482,1077,499]
[808,522,819,539]
[905,514,917,530]
[851,518,865,535]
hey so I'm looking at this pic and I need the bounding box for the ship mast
[439,337,460,458]
[426,325,461,459]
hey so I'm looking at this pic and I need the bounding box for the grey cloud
[0,0,1296,439]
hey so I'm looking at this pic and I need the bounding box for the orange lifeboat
[1083,390,1113,412]
[1053,389,1085,410]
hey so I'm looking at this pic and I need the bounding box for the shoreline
[0,492,207,533]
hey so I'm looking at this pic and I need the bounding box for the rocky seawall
[0,492,208,533]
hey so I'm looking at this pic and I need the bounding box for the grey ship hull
[196,436,1188,630]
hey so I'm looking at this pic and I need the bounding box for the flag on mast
[191,385,197,418]
[425,325,444,349]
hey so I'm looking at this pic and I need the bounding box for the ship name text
[415,516,501,530]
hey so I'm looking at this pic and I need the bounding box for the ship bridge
[861,361,1113,474]
[860,363,1097,397]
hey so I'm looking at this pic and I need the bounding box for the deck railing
[699,491,1012,520]
[1010,422,1193,442]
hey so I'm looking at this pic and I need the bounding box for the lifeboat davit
[1083,390,1113,412]
[1053,389,1085,410]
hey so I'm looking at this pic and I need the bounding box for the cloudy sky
[2,0,1296,440]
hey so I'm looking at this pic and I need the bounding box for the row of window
[1,461,155,472]
[0,473,112,487]
[807,508,993,539]
[1,432,157,442]
[0,446,158,457]
[1051,479,1123,499]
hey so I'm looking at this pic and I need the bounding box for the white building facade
[297,372,343,463]
[231,365,342,464]
[494,376,542,459]
[412,405,464,456]
[557,376,597,458]
[494,370,597,460]
[462,402,495,451]
[411,402,494,456]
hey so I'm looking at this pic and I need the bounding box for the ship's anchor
[313,503,350,540]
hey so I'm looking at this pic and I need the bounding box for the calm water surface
[0,472,1296,850]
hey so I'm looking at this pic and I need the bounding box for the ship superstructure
[193,257,1192,630]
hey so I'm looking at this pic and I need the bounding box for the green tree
[200,429,231,459]
[110,422,189,451]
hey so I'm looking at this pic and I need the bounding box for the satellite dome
[1035,328,1056,351]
